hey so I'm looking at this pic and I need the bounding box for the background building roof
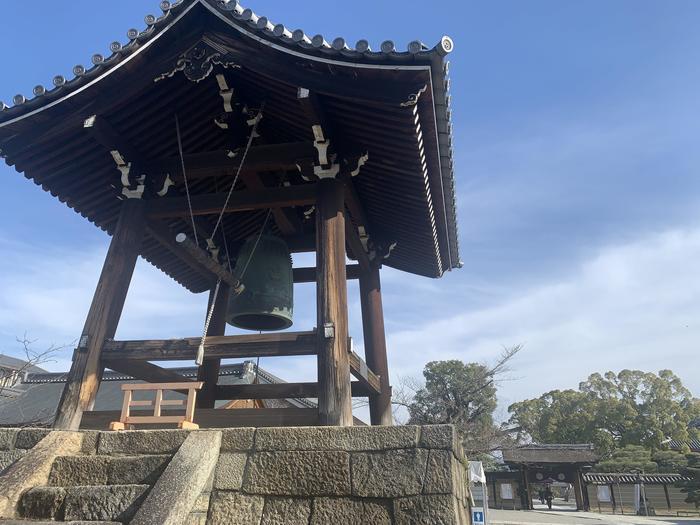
[0,361,312,427]
[502,444,598,465]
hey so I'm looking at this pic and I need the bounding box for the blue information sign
[472,507,485,525]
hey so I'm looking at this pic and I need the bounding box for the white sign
[500,483,514,500]
[472,507,485,525]
[597,485,611,503]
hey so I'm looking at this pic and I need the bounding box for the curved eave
[0,0,459,280]
[0,0,453,122]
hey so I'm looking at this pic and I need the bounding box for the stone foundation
[0,425,470,524]
[208,425,470,524]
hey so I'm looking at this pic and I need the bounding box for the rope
[195,209,271,366]
[175,114,199,246]
[209,103,265,242]
[196,278,221,366]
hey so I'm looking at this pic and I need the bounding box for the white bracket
[323,322,335,339]
[350,152,369,177]
[110,149,144,199]
[216,74,234,113]
[156,174,175,197]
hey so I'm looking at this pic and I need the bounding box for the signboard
[472,507,485,525]
[597,485,611,503]
[500,483,513,500]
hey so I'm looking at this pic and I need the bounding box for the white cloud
[385,225,700,412]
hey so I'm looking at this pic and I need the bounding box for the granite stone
[393,495,457,525]
[260,497,311,525]
[209,492,264,525]
[98,430,189,455]
[220,428,255,452]
[63,484,149,522]
[214,453,247,490]
[19,487,66,520]
[352,448,429,498]
[255,425,419,451]
[48,456,110,486]
[244,451,351,496]
[15,428,51,449]
[311,497,392,525]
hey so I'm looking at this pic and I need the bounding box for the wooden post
[572,469,585,511]
[316,178,352,426]
[197,282,231,408]
[54,199,145,430]
[359,265,393,425]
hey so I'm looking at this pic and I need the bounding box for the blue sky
[1,1,699,418]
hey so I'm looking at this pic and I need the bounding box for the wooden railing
[109,382,203,431]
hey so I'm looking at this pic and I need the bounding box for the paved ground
[490,508,700,525]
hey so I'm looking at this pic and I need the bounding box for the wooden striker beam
[359,265,393,425]
[54,199,145,430]
[316,178,353,426]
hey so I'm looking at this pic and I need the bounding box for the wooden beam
[147,184,317,219]
[293,264,361,284]
[145,221,215,290]
[103,331,318,361]
[240,173,302,235]
[148,142,316,181]
[316,178,353,426]
[54,199,146,430]
[103,360,192,394]
[197,283,231,409]
[175,234,240,289]
[216,382,372,400]
[80,408,320,429]
[349,348,382,396]
[359,266,393,425]
[285,234,316,253]
[344,212,371,271]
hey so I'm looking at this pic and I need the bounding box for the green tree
[404,347,521,457]
[653,450,689,473]
[595,445,657,473]
[679,453,700,508]
[508,369,699,456]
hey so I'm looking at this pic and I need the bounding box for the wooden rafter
[146,184,317,219]
[149,142,316,181]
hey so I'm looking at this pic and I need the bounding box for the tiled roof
[0,0,459,281]
[584,473,691,485]
[668,439,700,453]
[0,0,453,115]
[502,444,598,465]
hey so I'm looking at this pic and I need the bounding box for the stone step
[0,450,27,474]
[48,455,171,487]
[19,484,150,523]
[0,520,122,525]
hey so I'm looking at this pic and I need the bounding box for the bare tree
[0,334,66,397]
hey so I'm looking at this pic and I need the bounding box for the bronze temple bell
[227,234,294,331]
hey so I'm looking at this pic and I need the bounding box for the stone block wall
[0,428,51,474]
[208,425,470,524]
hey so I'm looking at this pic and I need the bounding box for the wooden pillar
[196,282,231,408]
[572,469,585,511]
[316,178,352,426]
[54,199,145,430]
[359,266,392,425]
